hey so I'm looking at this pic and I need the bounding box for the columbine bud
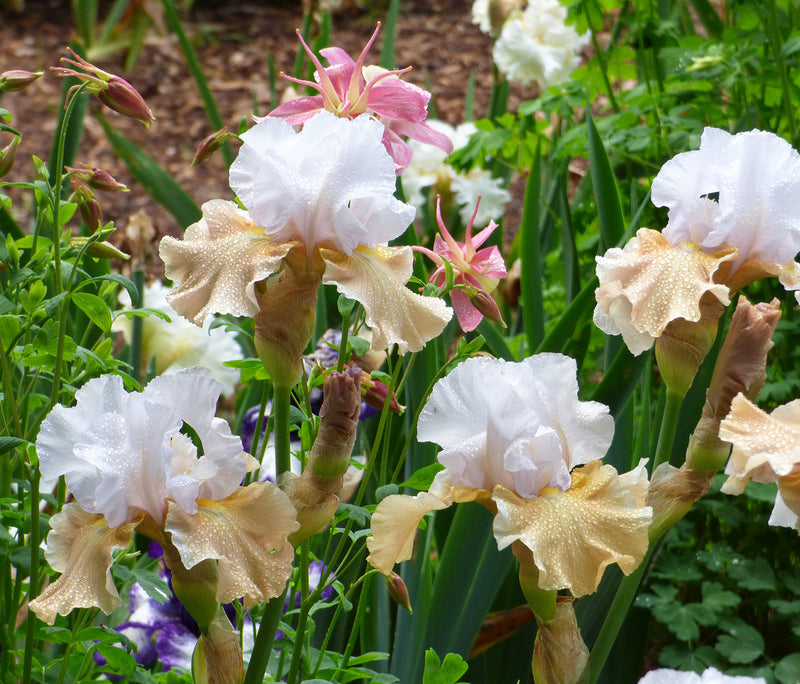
[65,162,128,192]
[0,135,20,178]
[467,286,506,328]
[686,296,781,471]
[70,176,103,229]
[0,70,43,92]
[386,571,412,614]
[71,237,130,260]
[360,371,404,414]
[51,48,155,128]
[282,367,361,543]
[655,292,726,397]
[193,127,237,166]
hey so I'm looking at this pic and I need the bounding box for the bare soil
[1,0,528,277]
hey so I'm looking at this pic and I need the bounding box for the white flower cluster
[403,119,510,226]
[473,0,588,89]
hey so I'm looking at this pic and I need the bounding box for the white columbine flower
[594,128,800,356]
[160,113,451,387]
[366,354,652,597]
[493,0,589,89]
[30,369,299,625]
[112,281,244,396]
[403,119,510,225]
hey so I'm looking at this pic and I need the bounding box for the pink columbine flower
[414,196,508,332]
[266,24,453,173]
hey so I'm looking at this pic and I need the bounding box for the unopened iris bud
[65,162,128,192]
[655,292,726,397]
[51,48,155,128]
[282,367,361,543]
[0,70,43,92]
[193,127,237,166]
[686,296,781,471]
[191,609,246,684]
[386,571,412,614]
[531,598,589,684]
[0,135,20,178]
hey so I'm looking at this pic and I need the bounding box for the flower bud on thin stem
[386,571,412,614]
[65,162,128,192]
[51,48,155,128]
[0,135,20,178]
[193,127,238,166]
[686,296,781,471]
[0,69,43,92]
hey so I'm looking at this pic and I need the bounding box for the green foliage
[639,478,800,681]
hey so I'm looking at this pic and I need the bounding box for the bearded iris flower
[267,25,453,173]
[594,128,800,357]
[159,113,452,387]
[30,368,299,625]
[366,354,651,599]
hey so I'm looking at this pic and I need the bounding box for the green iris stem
[581,544,656,684]
[273,384,292,479]
[652,389,684,470]
[285,542,311,684]
[242,588,288,684]
[243,382,294,684]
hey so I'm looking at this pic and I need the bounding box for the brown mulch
[1,0,532,277]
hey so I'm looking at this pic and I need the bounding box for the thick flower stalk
[159,113,452,388]
[30,369,299,682]
[266,25,453,172]
[414,197,508,332]
[595,128,800,361]
[281,367,362,543]
[366,354,652,606]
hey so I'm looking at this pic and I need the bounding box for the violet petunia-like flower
[594,128,800,356]
[414,197,507,332]
[30,368,299,625]
[366,354,652,598]
[267,25,453,173]
[160,113,452,387]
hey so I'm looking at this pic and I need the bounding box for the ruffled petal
[720,394,800,492]
[159,199,292,325]
[492,461,652,597]
[30,504,137,624]
[594,228,735,356]
[366,490,451,575]
[165,483,299,607]
[320,245,452,353]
